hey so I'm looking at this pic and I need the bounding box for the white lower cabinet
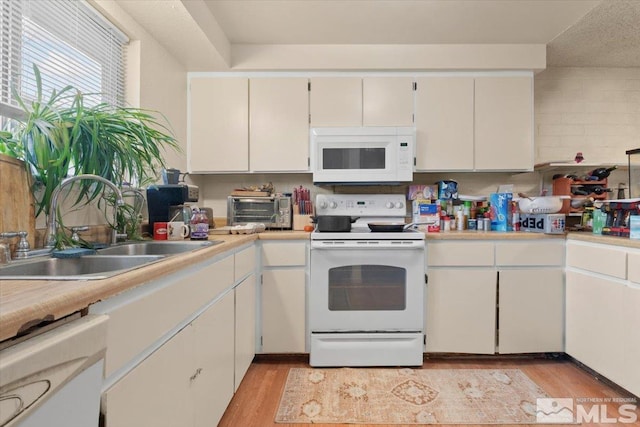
[426,269,497,354]
[98,246,258,427]
[566,270,626,387]
[234,274,256,391]
[498,269,564,353]
[426,239,565,355]
[103,291,235,427]
[261,269,306,353]
[622,284,640,396]
[103,317,195,427]
[193,292,235,427]
[260,241,307,353]
[564,240,640,396]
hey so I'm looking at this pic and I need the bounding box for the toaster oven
[227,195,292,229]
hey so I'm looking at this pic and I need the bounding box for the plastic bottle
[190,207,209,240]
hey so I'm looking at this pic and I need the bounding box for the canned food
[468,218,477,230]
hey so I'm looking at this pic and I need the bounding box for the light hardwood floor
[219,355,639,427]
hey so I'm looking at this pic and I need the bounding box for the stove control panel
[315,194,406,217]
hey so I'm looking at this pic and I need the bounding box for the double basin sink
[0,241,221,280]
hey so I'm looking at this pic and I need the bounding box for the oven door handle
[310,241,424,249]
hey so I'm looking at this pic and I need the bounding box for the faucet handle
[71,226,89,242]
[0,231,19,239]
[16,231,30,252]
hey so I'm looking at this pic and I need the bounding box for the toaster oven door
[227,197,278,226]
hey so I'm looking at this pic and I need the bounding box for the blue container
[489,193,513,231]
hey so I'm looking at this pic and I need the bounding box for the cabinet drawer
[566,242,627,279]
[628,253,640,284]
[495,240,564,266]
[235,245,256,280]
[99,255,234,377]
[262,242,306,266]
[427,242,494,266]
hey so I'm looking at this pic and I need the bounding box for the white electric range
[309,194,425,367]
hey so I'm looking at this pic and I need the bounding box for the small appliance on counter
[147,184,199,228]
[227,195,292,229]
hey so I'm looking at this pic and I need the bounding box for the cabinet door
[310,77,362,126]
[189,77,248,172]
[192,291,235,427]
[622,284,640,396]
[566,271,626,386]
[234,275,256,391]
[414,77,474,170]
[474,76,533,171]
[425,269,496,354]
[104,325,194,427]
[499,269,564,353]
[261,269,306,353]
[362,77,414,126]
[626,252,640,284]
[249,78,309,171]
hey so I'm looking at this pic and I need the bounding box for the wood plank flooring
[219,355,639,427]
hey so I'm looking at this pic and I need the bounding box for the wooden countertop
[566,232,640,249]
[2,228,637,344]
[0,231,309,343]
[424,231,565,240]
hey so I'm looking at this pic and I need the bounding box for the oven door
[309,240,424,332]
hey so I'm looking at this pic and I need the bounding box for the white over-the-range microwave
[310,127,415,184]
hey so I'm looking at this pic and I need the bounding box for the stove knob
[329,201,338,209]
[385,202,394,208]
[394,202,404,209]
[318,201,328,209]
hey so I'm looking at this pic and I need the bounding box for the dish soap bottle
[190,207,209,240]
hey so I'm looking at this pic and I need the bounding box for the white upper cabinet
[188,77,249,172]
[362,77,415,126]
[414,77,474,170]
[249,78,310,172]
[474,76,534,171]
[309,77,362,127]
[310,77,414,127]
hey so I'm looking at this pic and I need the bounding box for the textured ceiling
[547,0,640,67]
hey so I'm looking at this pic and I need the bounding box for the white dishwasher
[0,314,108,427]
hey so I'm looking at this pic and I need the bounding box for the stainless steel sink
[0,255,165,280]
[96,240,220,256]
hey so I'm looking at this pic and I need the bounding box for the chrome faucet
[45,174,126,248]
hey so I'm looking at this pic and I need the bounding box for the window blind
[1,0,128,117]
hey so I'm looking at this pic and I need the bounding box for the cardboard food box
[412,200,440,232]
[520,214,566,234]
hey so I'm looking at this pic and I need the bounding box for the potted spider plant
[0,65,181,247]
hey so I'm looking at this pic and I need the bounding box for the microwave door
[314,138,397,183]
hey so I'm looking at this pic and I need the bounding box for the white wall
[93,0,188,175]
[535,67,640,165]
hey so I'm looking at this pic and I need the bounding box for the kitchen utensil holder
[293,214,313,231]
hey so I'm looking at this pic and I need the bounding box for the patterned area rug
[275,368,549,424]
